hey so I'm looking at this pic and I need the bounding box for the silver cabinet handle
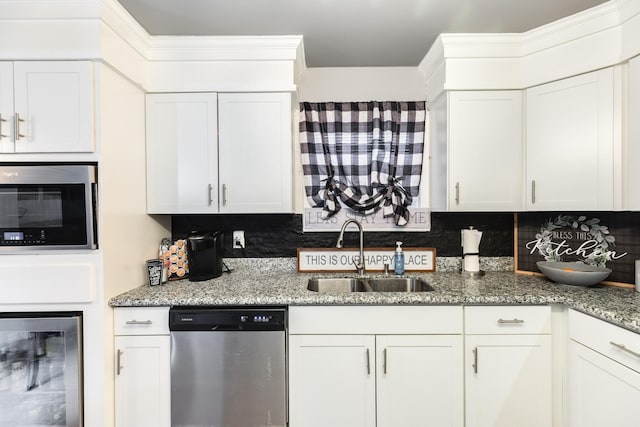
[531,180,536,204]
[472,347,478,374]
[383,348,388,374]
[365,348,371,375]
[125,320,152,325]
[208,184,213,206]
[0,114,7,139]
[455,182,460,205]
[15,113,25,140]
[497,318,525,325]
[610,341,640,359]
[222,184,227,206]
[116,349,123,375]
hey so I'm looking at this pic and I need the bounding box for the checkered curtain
[299,101,426,226]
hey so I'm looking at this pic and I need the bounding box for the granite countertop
[109,258,640,334]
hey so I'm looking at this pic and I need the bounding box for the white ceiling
[116,0,610,67]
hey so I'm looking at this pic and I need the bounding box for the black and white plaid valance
[300,101,426,226]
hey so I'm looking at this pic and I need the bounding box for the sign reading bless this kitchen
[298,247,435,272]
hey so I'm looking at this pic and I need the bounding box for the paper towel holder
[460,226,485,277]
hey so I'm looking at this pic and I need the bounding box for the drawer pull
[125,320,153,325]
[610,341,640,359]
[497,318,525,325]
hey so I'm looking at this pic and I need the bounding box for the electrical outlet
[233,230,245,249]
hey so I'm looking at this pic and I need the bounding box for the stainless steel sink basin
[306,278,367,293]
[307,277,434,293]
[364,277,434,292]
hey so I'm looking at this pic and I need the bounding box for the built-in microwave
[0,164,97,250]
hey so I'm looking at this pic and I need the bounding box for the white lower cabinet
[288,306,464,427]
[464,306,552,427]
[568,309,640,427]
[114,307,170,427]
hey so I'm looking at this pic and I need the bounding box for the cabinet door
[526,68,614,210]
[146,93,218,214]
[448,91,523,211]
[569,340,640,427]
[627,55,640,209]
[114,335,171,427]
[288,334,376,427]
[465,334,552,427]
[0,62,13,152]
[376,335,463,427]
[13,61,93,153]
[218,92,292,213]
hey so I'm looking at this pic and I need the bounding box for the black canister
[186,231,224,281]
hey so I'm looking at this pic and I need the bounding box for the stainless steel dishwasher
[169,306,287,427]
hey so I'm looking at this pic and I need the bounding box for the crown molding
[145,35,304,62]
[419,0,640,97]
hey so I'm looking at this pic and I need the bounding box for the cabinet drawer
[114,307,170,335]
[289,305,463,335]
[569,309,640,372]
[465,305,551,334]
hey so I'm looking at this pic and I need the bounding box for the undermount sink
[307,277,434,293]
[306,278,367,293]
[365,277,434,292]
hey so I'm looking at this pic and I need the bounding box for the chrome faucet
[336,219,366,277]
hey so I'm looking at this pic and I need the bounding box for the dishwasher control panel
[169,307,286,331]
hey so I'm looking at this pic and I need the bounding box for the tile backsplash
[171,212,515,258]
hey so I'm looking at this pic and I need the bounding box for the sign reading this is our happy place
[298,247,436,273]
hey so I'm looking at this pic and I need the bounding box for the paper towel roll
[462,227,483,272]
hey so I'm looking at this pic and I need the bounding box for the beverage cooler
[0,312,82,426]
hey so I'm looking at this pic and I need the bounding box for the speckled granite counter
[109,258,640,334]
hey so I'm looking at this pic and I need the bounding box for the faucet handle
[383,263,390,276]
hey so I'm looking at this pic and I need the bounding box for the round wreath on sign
[534,214,616,267]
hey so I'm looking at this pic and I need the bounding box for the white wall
[96,63,170,425]
[297,67,426,101]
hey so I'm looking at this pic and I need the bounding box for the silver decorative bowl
[536,261,611,287]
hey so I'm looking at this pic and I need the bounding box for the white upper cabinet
[0,61,94,153]
[146,93,219,214]
[218,92,292,213]
[627,55,640,210]
[525,68,615,210]
[146,92,293,214]
[440,91,523,211]
[0,63,13,152]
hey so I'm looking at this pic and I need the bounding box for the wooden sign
[515,212,640,287]
[302,208,431,232]
[297,247,436,273]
